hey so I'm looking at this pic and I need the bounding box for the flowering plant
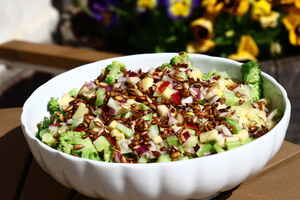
[61,0,300,61]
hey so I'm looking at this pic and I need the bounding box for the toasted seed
[115,95,123,101]
[99,82,108,87]
[74,144,84,150]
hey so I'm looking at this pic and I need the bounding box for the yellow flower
[282,10,300,45]
[259,11,280,28]
[252,0,272,20]
[281,0,300,8]
[201,0,224,17]
[137,0,157,11]
[186,18,215,53]
[270,42,282,55]
[169,0,192,18]
[228,35,259,61]
[191,18,214,40]
[224,0,250,16]
[186,40,215,53]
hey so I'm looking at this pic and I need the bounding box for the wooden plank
[260,60,277,78]
[0,107,21,137]
[20,160,75,200]
[0,40,122,70]
[228,151,300,200]
[0,126,31,200]
[274,56,300,144]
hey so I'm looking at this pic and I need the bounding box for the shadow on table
[0,126,236,200]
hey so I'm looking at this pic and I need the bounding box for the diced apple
[157,105,169,117]
[188,68,202,81]
[141,77,154,91]
[109,120,118,129]
[127,77,140,85]
[162,87,175,99]
[111,129,125,141]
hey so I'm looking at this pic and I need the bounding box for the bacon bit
[171,92,181,104]
[158,81,170,93]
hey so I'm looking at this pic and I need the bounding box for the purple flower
[88,0,119,26]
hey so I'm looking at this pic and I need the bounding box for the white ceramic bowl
[21,53,291,200]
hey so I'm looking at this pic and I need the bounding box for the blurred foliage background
[55,0,300,61]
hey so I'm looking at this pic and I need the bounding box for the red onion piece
[134,145,149,155]
[183,131,191,140]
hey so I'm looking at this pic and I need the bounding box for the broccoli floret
[57,131,100,160]
[242,61,262,84]
[41,131,57,147]
[170,52,192,68]
[249,83,261,101]
[47,98,60,114]
[241,61,263,100]
[37,117,51,131]
[104,61,126,85]
[160,63,172,69]
[37,117,52,139]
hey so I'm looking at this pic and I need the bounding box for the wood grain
[274,56,300,143]
[0,41,122,70]
[228,152,300,200]
[20,160,74,200]
[0,127,31,200]
[0,107,21,137]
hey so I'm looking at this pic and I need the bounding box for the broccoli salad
[36,52,280,163]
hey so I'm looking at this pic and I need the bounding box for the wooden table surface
[1,107,300,200]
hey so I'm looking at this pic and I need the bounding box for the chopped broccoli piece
[103,148,113,162]
[242,61,261,84]
[241,137,253,145]
[224,91,239,106]
[41,132,57,147]
[72,103,89,128]
[166,136,179,146]
[93,136,111,152]
[116,123,134,138]
[37,117,51,132]
[157,154,171,162]
[95,88,106,106]
[160,63,172,69]
[213,143,225,153]
[225,118,241,134]
[57,131,85,154]
[249,83,261,101]
[105,61,126,85]
[226,140,241,150]
[170,52,192,68]
[47,98,60,114]
[68,89,78,97]
[57,131,100,161]
[142,113,152,121]
[241,61,263,100]
[75,138,100,161]
[196,144,213,157]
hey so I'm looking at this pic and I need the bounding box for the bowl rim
[21,53,291,168]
